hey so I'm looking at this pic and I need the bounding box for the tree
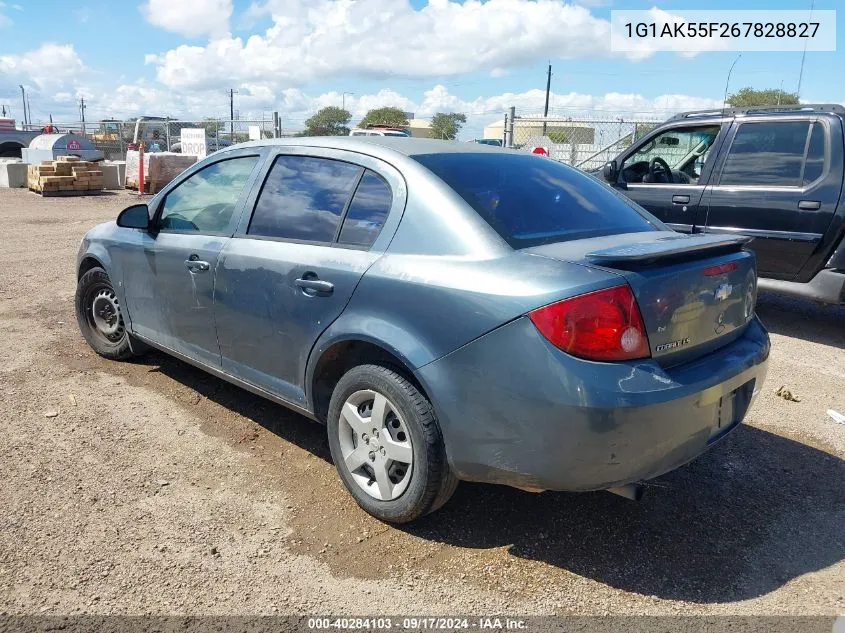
[304,106,352,136]
[195,117,222,138]
[358,107,409,129]
[727,87,800,107]
[429,112,467,140]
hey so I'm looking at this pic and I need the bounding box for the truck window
[620,125,720,186]
[719,121,812,187]
[803,122,826,185]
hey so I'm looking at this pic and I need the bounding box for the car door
[120,152,262,365]
[702,117,842,279]
[613,123,726,232]
[213,148,405,407]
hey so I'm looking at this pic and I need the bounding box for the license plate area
[708,378,755,443]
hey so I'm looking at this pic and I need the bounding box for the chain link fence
[24,118,283,160]
[509,115,661,171]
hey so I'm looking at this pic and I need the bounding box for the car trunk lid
[526,232,758,365]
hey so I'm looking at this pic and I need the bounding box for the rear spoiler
[585,234,753,266]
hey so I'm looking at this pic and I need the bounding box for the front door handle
[672,194,690,204]
[798,200,821,211]
[185,259,210,272]
[295,277,334,296]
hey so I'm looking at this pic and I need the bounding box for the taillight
[703,261,738,276]
[528,285,651,362]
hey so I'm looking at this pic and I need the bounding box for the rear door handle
[798,200,821,211]
[295,277,334,295]
[672,194,690,204]
[185,259,210,272]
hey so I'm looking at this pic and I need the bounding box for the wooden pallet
[30,189,109,198]
[27,156,104,196]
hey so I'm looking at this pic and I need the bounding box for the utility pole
[542,63,552,135]
[229,88,238,141]
[19,85,27,127]
[79,97,87,134]
[342,92,354,111]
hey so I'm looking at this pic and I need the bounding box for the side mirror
[116,203,150,230]
[602,160,618,183]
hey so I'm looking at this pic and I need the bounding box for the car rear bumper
[758,268,845,305]
[416,315,770,492]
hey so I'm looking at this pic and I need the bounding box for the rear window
[412,152,657,248]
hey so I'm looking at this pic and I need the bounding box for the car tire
[327,364,456,524]
[75,266,139,360]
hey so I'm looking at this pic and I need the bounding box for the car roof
[220,136,508,159]
[667,103,845,124]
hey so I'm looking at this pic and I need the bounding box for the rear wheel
[327,364,456,523]
[75,267,138,360]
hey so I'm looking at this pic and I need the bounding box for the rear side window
[412,152,656,248]
[248,156,363,242]
[338,171,392,248]
[803,122,826,185]
[719,121,810,187]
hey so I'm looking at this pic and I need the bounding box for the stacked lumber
[125,150,197,194]
[27,156,104,196]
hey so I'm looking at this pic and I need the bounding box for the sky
[0,0,842,139]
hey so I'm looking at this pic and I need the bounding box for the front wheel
[75,266,139,360]
[327,364,457,524]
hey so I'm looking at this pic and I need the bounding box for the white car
[349,127,409,137]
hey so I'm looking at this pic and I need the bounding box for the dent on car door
[121,154,261,365]
[213,150,403,407]
[615,124,724,232]
[702,118,842,279]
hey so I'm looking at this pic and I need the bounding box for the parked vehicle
[0,118,40,158]
[349,126,409,137]
[75,138,769,523]
[471,138,503,147]
[595,104,845,305]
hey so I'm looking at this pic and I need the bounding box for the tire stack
[27,156,104,196]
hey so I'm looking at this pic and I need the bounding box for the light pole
[19,85,27,127]
[342,92,354,112]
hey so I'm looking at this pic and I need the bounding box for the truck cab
[598,104,845,305]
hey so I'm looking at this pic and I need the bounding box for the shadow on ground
[137,350,845,605]
[756,291,845,348]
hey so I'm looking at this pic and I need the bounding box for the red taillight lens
[703,261,738,276]
[528,285,651,361]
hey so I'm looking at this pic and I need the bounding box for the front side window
[621,125,720,185]
[413,152,656,248]
[248,156,363,242]
[158,156,259,233]
[719,121,810,187]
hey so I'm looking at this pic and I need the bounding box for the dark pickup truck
[597,104,845,305]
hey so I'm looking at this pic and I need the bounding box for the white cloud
[0,43,86,92]
[141,0,233,38]
[146,0,615,90]
[0,1,13,27]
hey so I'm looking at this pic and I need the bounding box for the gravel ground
[0,188,843,618]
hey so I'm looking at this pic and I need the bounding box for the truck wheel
[327,364,456,524]
[75,267,139,360]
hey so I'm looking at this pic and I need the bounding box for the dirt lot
[0,188,843,618]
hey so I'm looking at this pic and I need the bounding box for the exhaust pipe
[607,483,644,501]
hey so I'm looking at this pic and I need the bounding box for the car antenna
[721,54,742,117]
[706,54,743,234]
